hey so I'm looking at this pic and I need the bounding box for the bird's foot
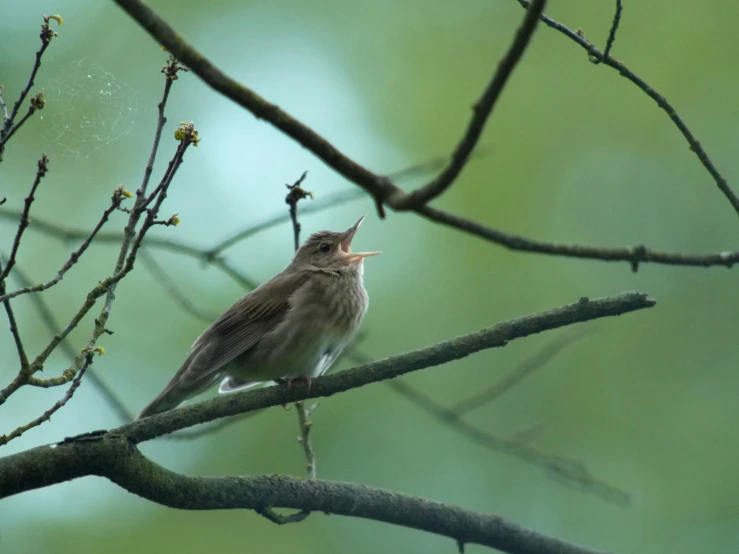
[275,376,313,410]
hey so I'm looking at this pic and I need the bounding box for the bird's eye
[319,242,331,253]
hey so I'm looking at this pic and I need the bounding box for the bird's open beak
[340,216,381,263]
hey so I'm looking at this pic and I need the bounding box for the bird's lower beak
[340,216,381,263]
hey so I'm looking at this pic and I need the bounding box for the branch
[112,291,654,443]
[0,350,94,445]
[0,437,608,554]
[284,172,318,480]
[601,0,623,61]
[0,155,49,282]
[8,263,136,422]
[394,0,546,209]
[512,0,739,219]
[110,0,739,269]
[0,15,61,156]
[0,186,128,304]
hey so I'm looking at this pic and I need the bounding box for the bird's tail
[137,384,192,419]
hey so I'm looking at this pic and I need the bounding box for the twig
[415,204,739,271]
[8,263,135,422]
[0,186,129,303]
[0,15,61,156]
[394,0,546,209]
[602,0,623,61]
[208,188,362,257]
[139,249,219,322]
[139,55,185,199]
[512,0,739,219]
[449,327,592,415]
[284,172,317,479]
[0,350,94,446]
[345,330,629,506]
[381,375,630,505]
[0,257,29,370]
[1,155,49,281]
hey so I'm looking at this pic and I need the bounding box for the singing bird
[138,216,379,418]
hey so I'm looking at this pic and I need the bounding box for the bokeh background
[2,0,739,552]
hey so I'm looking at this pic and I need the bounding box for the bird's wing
[138,271,311,418]
[177,270,310,388]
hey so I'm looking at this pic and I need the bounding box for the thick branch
[0,436,607,554]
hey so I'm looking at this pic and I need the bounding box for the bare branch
[1,155,49,282]
[8,263,135,422]
[0,350,94,446]
[207,188,363,258]
[415,204,739,270]
[113,291,655,443]
[0,15,61,156]
[0,186,129,303]
[394,0,546,209]
[284,172,317,480]
[110,0,739,269]
[602,0,623,61]
[0,257,29,370]
[347,333,629,506]
[449,327,592,415]
[0,437,609,554]
[512,0,739,219]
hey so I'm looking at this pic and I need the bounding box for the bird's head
[291,216,381,272]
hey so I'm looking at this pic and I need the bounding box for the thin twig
[0,351,93,446]
[139,249,219,322]
[0,15,60,157]
[208,189,362,257]
[395,0,546,209]
[512,0,739,219]
[139,55,184,199]
[602,0,623,61]
[285,172,317,479]
[1,155,49,281]
[449,327,592,415]
[346,331,629,506]
[0,257,29,371]
[381,375,631,505]
[8,263,135,421]
[0,187,129,303]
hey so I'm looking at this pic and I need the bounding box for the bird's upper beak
[339,216,381,263]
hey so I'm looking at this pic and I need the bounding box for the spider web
[41,59,137,157]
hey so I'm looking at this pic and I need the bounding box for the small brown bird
[138,216,379,418]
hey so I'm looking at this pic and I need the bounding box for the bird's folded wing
[177,270,310,387]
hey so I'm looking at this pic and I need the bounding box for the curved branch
[512,0,739,218]
[0,437,607,554]
[394,0,546,209]
[108,0,739,269]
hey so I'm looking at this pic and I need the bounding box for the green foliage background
[2,0,739,552]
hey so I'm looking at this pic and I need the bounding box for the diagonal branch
[394,0,546,209]
[115,291,654,443]
[512,0,739,219]
[1,155,49,282]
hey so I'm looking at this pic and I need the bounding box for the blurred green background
[2,0,739,552]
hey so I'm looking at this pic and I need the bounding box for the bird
[137,216,380,418]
